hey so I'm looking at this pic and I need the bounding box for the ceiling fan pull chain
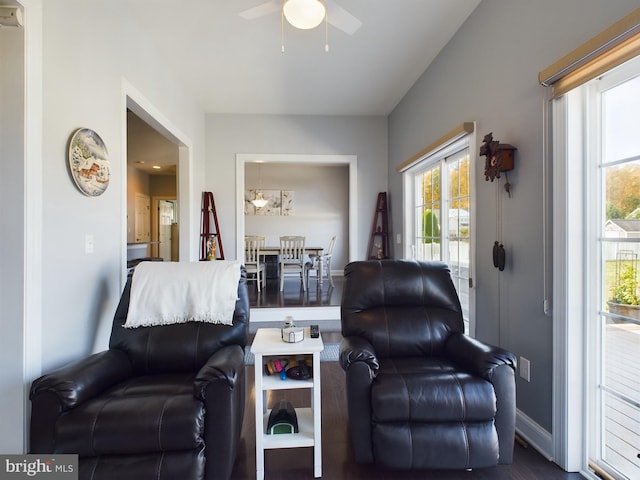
[325,7,329,52]
[281,7,286,53]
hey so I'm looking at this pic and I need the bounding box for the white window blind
[539,7,640,98]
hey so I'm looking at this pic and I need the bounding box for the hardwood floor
[231,362,584,480]
[247,276,344,308]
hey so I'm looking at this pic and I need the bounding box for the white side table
[251,327,324,479]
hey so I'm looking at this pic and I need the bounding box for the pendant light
[251,163,269,208]
[252,191,268,208]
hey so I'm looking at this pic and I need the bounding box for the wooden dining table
[259,246,324,257]
[259,246,325,285]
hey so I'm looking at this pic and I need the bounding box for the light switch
[85,234,94,254]
[520,356,531,382]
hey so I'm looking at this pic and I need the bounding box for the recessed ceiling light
[152,165,161,170]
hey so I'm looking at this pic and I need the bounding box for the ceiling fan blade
[239,0,281,20]
[324,0,362,35]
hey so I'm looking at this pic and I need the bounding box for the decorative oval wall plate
[68,128,111,196]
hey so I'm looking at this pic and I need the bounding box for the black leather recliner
[30,266,249,480]
[340,260,516,470]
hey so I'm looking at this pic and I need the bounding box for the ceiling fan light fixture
[251,191,269,208]
[283,0,326,30]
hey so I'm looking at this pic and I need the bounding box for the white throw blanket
[124,260,241,328]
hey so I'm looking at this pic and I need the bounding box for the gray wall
[205,114,388,262]
[388,0,639,433]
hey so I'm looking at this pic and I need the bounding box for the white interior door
[158,200,175,261]
[134,193,150,246]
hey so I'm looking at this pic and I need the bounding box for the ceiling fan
[240,0,362,35]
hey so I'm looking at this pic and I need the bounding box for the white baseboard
[516,408,554,461]
[250,306,340,323]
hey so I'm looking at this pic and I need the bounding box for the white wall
[388,0,639,441]
[245,163,348,271]
[206,114,388,262]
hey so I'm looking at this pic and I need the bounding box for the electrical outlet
[520,356,531,382]
[396,233,402,244]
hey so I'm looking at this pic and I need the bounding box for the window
[402,132,474,334]
[413,162,441,260]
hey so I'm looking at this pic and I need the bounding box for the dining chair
[306,235,336,288]
[244,235,266,292]
[279,236,306,291]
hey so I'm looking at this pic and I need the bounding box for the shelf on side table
[262,407,315,449]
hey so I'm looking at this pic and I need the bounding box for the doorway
[236,153,358,323]
[126,109,179,263]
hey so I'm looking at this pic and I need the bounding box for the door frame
[18,0,44,453]
[122,80,196,288]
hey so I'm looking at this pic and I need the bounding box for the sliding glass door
[405,138,473,334]
[561,57,640,480]
[592,62,640,480]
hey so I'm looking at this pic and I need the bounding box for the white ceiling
[122,0,481,117]
[127,110,178,174]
